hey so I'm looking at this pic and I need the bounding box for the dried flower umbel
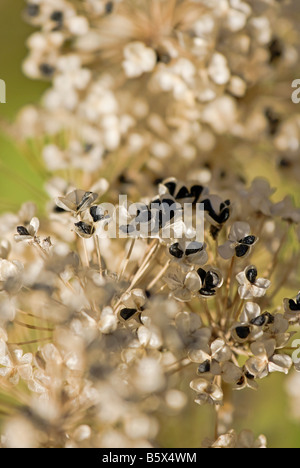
[14,0,299,189]
[0,173,299,448]
[1,0,300,450]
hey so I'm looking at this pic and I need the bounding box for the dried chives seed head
[1,0,300,450]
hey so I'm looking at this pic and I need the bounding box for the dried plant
[0,0,300,448]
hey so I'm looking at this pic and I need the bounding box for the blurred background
[0,0,300,448]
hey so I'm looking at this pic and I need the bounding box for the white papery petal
[240,302,261,323]
[269,354,292,374]
[229,222,250,242]
[185,271,202,292]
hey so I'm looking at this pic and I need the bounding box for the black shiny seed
[288,299,300,312]
[235,244,249,258]
[54,205,66,213]
[26,3,40,17]
[218,207,230,224]
[17,226,30,236]
[235,326,251,340]
[161,197,175,208]
[245,371,255,380]
[163,182,176,197]
[240,235,256,246]
[120,308,137,321]
[151,199,161,208]
[198,360,211,374]
[169,243,184,259]
[203,199,231,225]
[199,288,216,297]
[269,37,283,63]
[50,10,63,22]
[236,376,245,386]
[39,63,55,77]
[90,206,104,223]
[250,314,267,327]
[175,186,190,200]
[264,312,275,324]
[205,271,220,289]
[74,221,94,236]
[185,245,202,256]
[197,268,207,284]
[145,290,151,299]
[246,267,257,284]
[190,185,204,204]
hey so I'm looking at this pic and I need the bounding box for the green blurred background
[0,0,300,448]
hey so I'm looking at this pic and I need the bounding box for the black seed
[263,312,274,324]
[197,268,207,284]
[105,1,114,14]
[246,267,257,284]
[136,208,152,223]
[240,235,256,246]
[120,224,135,234]
[245,371,255,380]
[39,63,55,77]
[77,192,94,211]
[203,199,231,225]
[288,299,300,312]
[145,290,151,299]
[156,51,171,64]
[250,314,267,327]
[75,221,95,236]
[205,271,220,289]
[199,288,216,297]
[235,326,251,340]
[50,10,63,22]
[17,226,30,236]
[269,37,283,63]
[84,143,94,153]
[279,158,291,169]
[163,182,177,197]
[89,364,110,379]
[169,243,184,259]
[90,206,104,223]
[161,197,176,208]
[175,186,190,200]
[190,185,204,204]
[218,207,230,224]
[265,108,281,135]
[26,3,40,17]
[198,360,211,374]
[185,246,202,256]
[120,308,137,321]
[54,205,66,213]
[236,376,245,386]
[154,178,163,186]
[235,244,249,258]
[210,225,221,240]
